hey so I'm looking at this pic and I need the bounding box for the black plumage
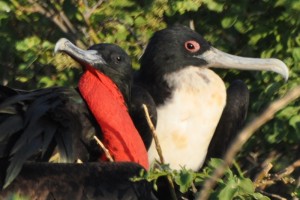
[0,40,156,190]
[0,162,157,200]
[136,24,288,171]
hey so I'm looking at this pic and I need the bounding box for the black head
[55,39,133,104]
[140,24,288,81]
[87,43,132,84]
[87,43,133,102]
[140,25,211,81]
[139,24,288,104]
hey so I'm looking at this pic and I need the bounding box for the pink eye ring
[184,40,200,53]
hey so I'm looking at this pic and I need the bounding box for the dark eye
[116,56,122,62]
[184,40,200,53]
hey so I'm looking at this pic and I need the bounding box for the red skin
[78,66,149,170]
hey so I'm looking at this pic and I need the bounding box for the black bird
[136,25,288,171]
[0,39,156,189]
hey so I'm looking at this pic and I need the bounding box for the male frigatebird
[0,39,156,191]
[136,25,288,171]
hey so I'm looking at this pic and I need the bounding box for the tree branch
[142,104,177,200]
[142,104,164,164]
[197,86,300,200]
[93,136,114,162]
[22,0,86,48]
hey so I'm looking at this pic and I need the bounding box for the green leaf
[208,158,224,169]
[202,0,223,12]
[174,168,194,193]
[277,106,299,119]
[237,177,255,194]
[0,1,10,12]
[289,115,300,133]
[217,178,238,200]
[221,17,236,29]
[15,36,41,52]
[292,47,300,61]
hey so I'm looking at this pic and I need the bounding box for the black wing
[205,80,250,163]
[0,85,101,188]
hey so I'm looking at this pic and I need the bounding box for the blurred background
[0,0,299,199]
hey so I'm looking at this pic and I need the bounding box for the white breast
[148,66,226,170]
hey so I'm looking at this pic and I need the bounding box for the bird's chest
[148,67,226,170]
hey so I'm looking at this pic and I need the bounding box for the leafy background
[0,0,299,199]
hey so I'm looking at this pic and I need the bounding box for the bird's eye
[184,40,200,53]
[116,56,122,62]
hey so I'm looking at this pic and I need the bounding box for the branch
[257,190,287,200]
[80,0,105,44]
[189,19,195,30]
[93,136,114,162]
[84,0,105,19]
[254,163,273,188]
[142,104,177,200]
[275,159,300,180]
[142,104,165,164]
[23,0,86,48]
[197,86,300,200]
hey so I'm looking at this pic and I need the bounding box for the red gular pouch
[78,65,149,170]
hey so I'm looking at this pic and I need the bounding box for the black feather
[41,120,57,157]
[0,116,23,141]
[4,136,43,188]
[10,119,45,156]
[54,129,74,163]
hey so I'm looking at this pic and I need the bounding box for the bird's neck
[78,69,149,169]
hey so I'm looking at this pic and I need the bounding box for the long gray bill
[54,38,106,66]
[197,47,289,81]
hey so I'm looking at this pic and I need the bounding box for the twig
[189,19,195,30]
[84,0,105,19]
[252,159,300,189]
[93,135,114,162]
[257,190,287,200]
[81,0,104,43]
[275,159,300,180]
[142,104,165,164]
[22,1,68,34]
[197,86,300,200]
[257,159,300,188]
[254,163,273,188]
[58,10,77,34]
[191,182,198,193]
[22,0,86,48]
[142,104,177,200]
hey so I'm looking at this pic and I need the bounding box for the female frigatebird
[136,24,288,171]
[0,39,156,190]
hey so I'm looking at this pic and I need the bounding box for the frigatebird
[0,39,156,191]
[136,25,288,171]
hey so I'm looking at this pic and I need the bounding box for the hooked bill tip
[270,58,289,82]
[54,38,70,54]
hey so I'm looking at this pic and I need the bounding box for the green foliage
[0,0,299,198]
[132,159,270,199]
